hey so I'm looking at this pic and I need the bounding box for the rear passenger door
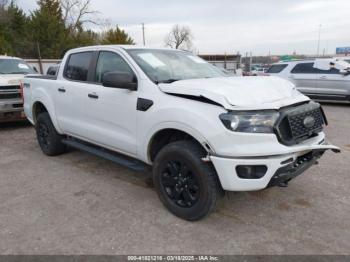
[55,51,94,138]
[316,67,350,100]
[289,62,317,95]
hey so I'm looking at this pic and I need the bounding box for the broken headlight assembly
[219,111,280,133]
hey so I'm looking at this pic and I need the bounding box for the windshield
[0,59,35,74]
[126,49,227,83]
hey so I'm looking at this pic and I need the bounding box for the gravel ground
[0,104,349,255]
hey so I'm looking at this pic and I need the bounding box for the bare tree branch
[165,24,193,50]
[59,0,99,32]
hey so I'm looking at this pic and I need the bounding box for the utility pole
[245,52,248,73]
[316,24,322,57]
[36,42,43,74]
[249,51,253,72]
[142,23,146,46]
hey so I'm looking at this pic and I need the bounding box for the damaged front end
[268,148,338,188]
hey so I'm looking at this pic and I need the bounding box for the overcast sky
[17,0,350,55]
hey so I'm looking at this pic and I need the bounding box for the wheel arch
[31,99,62,134]
[145,124,214,164]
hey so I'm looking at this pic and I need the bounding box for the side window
[64,52,93,81]
[291,63,316,74]
[95,51,134,83]
[318,67,340,75]
[266,64,287,73]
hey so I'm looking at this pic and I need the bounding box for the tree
[7,2,32,56]
[0,1,32,56]
[65,28,99,50]
[0,0,8,19]
[101,26,135,45]
[0,0,10,54]
[30,0,67,58]
[60,0,98,33]
[165,24,193,50]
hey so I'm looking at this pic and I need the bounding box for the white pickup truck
[23,46,340,220]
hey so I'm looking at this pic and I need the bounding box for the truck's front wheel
[36,112,66,156]
[153,141,222,221]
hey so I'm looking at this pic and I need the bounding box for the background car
[0,56,36,122]
[267,59,350,102]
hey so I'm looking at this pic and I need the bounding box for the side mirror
[102,71,137,91]
[33,66,38,73]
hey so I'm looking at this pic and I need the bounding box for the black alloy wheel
[153,140,222,221]
[160,160,200,208]
[35,112,66,156]
[37,122,51,150]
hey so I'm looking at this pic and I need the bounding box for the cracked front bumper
[210,144,340,191]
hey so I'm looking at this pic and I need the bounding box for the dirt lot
[0,104,349,255]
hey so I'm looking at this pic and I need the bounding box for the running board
[62,138,148,172]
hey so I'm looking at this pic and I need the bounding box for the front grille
[0,85,21,99]
[275,102,325,145]
[0,93,21,99]
[0,85,20,91]
[0,85,21,100]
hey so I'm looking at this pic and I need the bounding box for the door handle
[58,87,66,93]
[319,76,327,79]
[88,93,99,99]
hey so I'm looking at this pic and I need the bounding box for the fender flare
[140,121,214,164]
[32,89,63,134]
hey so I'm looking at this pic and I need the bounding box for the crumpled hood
[0,74,25,85]
[159,76,310,110]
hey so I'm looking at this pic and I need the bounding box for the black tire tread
[153,140,222,221]
[36,112,66,156]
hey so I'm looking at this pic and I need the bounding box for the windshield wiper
[156,79,181,84]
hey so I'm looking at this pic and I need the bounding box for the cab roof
[67,45,184,53]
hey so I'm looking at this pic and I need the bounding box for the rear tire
[36,112,66,156]
[153,140,222,221]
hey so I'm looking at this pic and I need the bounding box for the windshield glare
[0,59,35,74]
[127,49,227,83]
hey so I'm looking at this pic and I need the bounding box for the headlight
[219,111,280,133]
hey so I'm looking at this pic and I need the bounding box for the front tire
[153,141,222,221]
[36,112,66,156]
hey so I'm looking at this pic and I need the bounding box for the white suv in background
[267,59,350,102]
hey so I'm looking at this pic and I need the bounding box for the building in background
[199,54,241,72]
[26,59,61,74]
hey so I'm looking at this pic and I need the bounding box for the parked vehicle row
[23,45,339,220]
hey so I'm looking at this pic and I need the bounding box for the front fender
[140,121,213,164]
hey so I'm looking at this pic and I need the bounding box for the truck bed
[25,75,57,80]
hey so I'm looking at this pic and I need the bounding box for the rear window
[64,52,93,81]
[266,64,287,73]
[291,63,316,74]
[47,65,59,76]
